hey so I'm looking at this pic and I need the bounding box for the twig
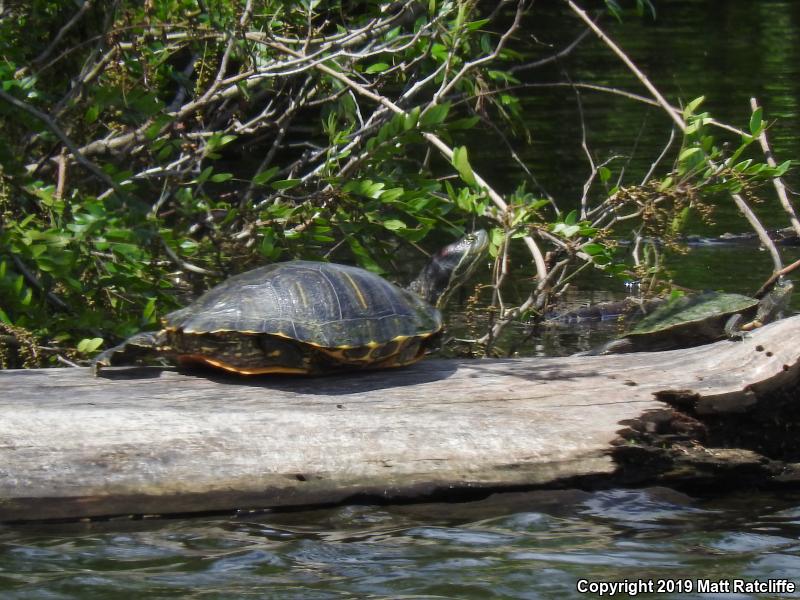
[264,36,551,283]
[57,355,81,368]
[0,88,120,192]
[10,255,70,312]
[641,128,676,186]
[749,97,800,238]
[753,258,800,300]
[434,0,527,104]
[161,239,221,276]
[509,27,593,74]
[572,77,595,219]
[55,148,68,200]
[33,0,94,67]
[566,0,684,130]
[566,0,782,271]
[730,194,783,271]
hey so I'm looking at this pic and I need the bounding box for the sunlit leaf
[452,146,477,187]
[420,102,450,128]
[365,62,390,74]
[77,337,104,354]
[683,96,705,120]
[383,219,407,231]
[749,107,764,136]
[252,167,280,185]
[271,179,302,190]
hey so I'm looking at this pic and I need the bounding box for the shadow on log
[2,315,800,522]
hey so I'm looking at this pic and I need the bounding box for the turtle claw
[91,350,115,376]
[89,331,164,375]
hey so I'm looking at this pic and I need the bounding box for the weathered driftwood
[2,315,800,521]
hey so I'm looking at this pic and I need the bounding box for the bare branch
[750,97,800,239]
[0,88,119,191]
[33,0,94,67]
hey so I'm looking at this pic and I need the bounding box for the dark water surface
[6,1,800,597]
[4,489,800,598]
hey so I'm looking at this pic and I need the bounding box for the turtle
[92,230,488,375]
[586,280,793,355]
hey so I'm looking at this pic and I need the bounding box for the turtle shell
[629,292,758,337]
[164,261,442,349]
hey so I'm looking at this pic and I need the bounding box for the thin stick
[0,88,119,192]
[749,97,800,238]
[566,1,782,271]
[264,37,551,283]
[753,258,800,300]
[566,0,685,131]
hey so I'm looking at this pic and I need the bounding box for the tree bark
[2,316,800,521]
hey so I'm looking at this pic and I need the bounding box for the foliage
[0,1,792,365]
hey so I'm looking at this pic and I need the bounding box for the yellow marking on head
[392,335,409,342]
[341,271,368,310]
[267,349,282,357]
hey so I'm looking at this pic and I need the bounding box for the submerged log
[2,316,800,521]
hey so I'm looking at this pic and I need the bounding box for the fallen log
[2,315,800,522]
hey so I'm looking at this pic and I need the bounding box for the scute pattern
[164,261,442,348]
[631,292,757,336]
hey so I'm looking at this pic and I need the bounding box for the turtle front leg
[91,331,166,375]
[724,313,746,341]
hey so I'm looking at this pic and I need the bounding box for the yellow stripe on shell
[341,271,368,310]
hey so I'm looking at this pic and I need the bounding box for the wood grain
[2,315,800,521]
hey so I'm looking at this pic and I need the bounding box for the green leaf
[85,104,100,124]
[683,96,705,120]
[380,188,405,202]
[670,206,691,234]
[774,160,791,177]
[252,167,279,185]
[420,102,450,128]
[598,166,611,183]
[403,107,421,131]
[142,297,157,324]
[196,166,213,184]
[605,0,623,22]
[382,219,407,231]
[271,179,302,190]
[77,337,104,354]
[347,238,384,273]
[582,243,606,256]
[452,146,477,187]
[749,107,764,136]
[210,172,233,183]
[365,62,390,74]
[679,147,703,162]
[465,18,490,31]
[553,223,580,238]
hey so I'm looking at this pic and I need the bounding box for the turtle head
[409,230,489,309]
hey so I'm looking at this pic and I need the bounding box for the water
[470,0,800,357]
[6,1,800,596]
[3,489,800,598]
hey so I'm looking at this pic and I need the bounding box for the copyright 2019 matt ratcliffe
[576,578,796,596]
